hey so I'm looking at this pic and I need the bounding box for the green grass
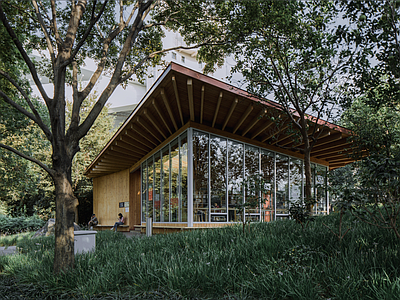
[1,213,400,299]
[0,215,45,235]
[0,231,34,247]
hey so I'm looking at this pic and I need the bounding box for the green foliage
[0,231,34,247]
[1,214,400,299]
[0,215,45,235]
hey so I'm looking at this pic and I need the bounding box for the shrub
[0,215,45,235]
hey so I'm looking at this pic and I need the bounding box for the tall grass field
[0,213,399,299]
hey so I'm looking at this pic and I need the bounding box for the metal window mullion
[187,129,193,226]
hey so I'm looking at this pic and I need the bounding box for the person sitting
[111,213,124,232]
[88,214,98,229]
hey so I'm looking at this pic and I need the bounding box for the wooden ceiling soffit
[103,152,138,163]
[129,125,158,147]
[160,88,178,130]
[314,143,353,158]
[233,104,253,134]
[222,97,238,130]
[136,116,162,143]
[143,108,167,139]
[113,139,147,156]
[171,75,184,126]
[152,98,172,135]
[92,165,124,172]
[329,161,354,168]
[200,85,205,124]
[187,79,195,121]
[212,92,223,128]
[284,125,322,148]
[261,117,297,143]
[312,132,343,148]
[101,156,136,166]
[242,108,267,137]
[317,149,355,160]
[110,145,142,158]
[327,157,355,164]
[98,161,130,168]
[251,119,275,139]
[311,138,350,154]
[119,135,151,153]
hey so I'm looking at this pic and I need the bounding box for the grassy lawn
[0,213,399,299]
[0,232,35,247]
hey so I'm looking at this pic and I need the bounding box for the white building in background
[29,29,240,128]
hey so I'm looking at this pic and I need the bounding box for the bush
[0,215,45,235]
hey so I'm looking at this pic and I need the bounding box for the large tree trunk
[303,136,313,214]
[53,170,79,274]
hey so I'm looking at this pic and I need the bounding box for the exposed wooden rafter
[119,136,150,154]
[233,105,253,134]
[123,130,152,150]
[171,75,184,126]
[127,126,157,147]
[136,116,162,143]
[160,88,178,131]
[200,85,205,124]
[251,119,275,139]
[152,98,172,135]
[187,79,195,121]
[212,92,223,128]
[143,108,167,140]
[222,97,238,130]
[242,108,267,137]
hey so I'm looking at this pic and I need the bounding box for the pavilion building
[85,63,354,233]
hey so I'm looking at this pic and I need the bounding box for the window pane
[170,139,179,222]
[193,130,209,222]
[289,158,303,203]
[276,154,289,214]
[210,135,227,217]
[315,165,327,214]
[261,150,274,222]
[244,145,260,218]
[228,141,243,222]
[141,162,147,222]
[154,152,161,222]
[147,158,154,220]
[162,146,170,222]
[180,132,188,222]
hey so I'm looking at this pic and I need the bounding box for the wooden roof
[85,63,355,178]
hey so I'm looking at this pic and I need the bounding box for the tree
[198,0,350,212]
[0,0,225,273]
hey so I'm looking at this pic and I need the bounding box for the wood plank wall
[129,169,141,230]
[93,169,130,226]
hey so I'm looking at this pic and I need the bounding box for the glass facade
[141,128,329,224]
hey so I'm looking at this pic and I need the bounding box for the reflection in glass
[147,158,154,220]
[276,154,289,214]
[228,141,243,222]
[261,150,274,222]
[154,153,161,222]
[193,130,209,222]
[315,165,327,214]
[244,145,260,218]
[210,136,227,222]
[180,133,188,222]
[162,146,170,222]
[289,158,303,203]
[141,163,147,222]
[170,139,179,222]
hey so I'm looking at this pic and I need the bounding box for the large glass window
[193,130,209,222]
[276,154,289,215]
[244,145,260,220]
[154,153,161,222]
[180,133,188,222]
[162,146,170,222]
[289,158,303,203]
[147,158,154,220]
[315,165,327,214]
[210,135,227,222]
[228,141,243,222]
[261,150,274,222]
[170,139,179,222]
[141,163,147,221]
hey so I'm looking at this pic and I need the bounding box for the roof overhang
[85,62,355,178]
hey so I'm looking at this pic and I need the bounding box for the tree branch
[32,0,56,65]
[0,2,51,105]
[0,70,52,140]
[50,0,62,47]
[0,142,54,177]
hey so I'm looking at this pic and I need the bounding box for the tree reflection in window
[141,162,147,222]
[210,135,227,221]
[244,145,260,219]
[154,153,161,222]
[261,150,274,222]
[315,165,327,214]
[228,141,243,222]
[180,133,188,222]
[193,130,208,222]
[170,139,179,222]
[162,146,170,222]
[289,158,303,203]
[147,157,154,220]
[276,154,289,214]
